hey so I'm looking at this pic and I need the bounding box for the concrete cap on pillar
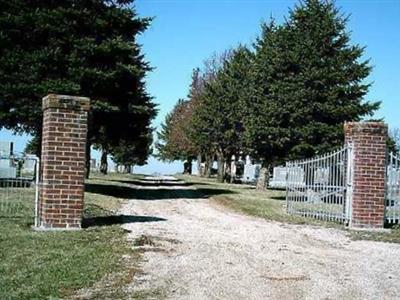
[42,94,90,112]
[344,121,388,133]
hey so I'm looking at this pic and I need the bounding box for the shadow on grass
[82,215,167,228]
[270,195,286,201]
[85,183,235,200]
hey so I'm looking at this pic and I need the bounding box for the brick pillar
[37,94,90,230]
[344,122,388,229]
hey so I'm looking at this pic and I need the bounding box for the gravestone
[269,167,288,189]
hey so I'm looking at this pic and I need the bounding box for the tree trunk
[202,159,208,177]
[225,159,231,183]
[256,166,270,190]
[85,141,91,179]
[205,154,212,177]
[183,158,192,175]
[202,156,208,177]
[124,165,131,174]
[100,150,108,175]
[216,152,225,183]
[16,160,23,178]
[230,157,236,183]
[197,153,202,176]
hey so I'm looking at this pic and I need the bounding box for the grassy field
[0,172,146,300]
[180,175,400,243]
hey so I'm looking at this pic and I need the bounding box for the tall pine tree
[0,0,156,176]
[248,0,379,188]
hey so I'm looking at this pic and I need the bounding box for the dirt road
[121,177,400,300]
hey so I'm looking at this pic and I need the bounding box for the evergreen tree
[248,0,379,188]
[111,131,153,173]
[156,99,197,171]
[186,68,208,175]
[191,46,253,182]
[0,0,156,175]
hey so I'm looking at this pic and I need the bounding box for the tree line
[156,0,382,187]
[0,0,156,177]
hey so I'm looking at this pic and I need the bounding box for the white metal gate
[286,144,353,223]
[386,152,400,223]
[0,154,39,223]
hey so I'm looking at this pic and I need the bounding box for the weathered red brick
[38,94,90,230]
[344,122,387,229]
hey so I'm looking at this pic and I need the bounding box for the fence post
[344,122,388,229]
[344,143,354,223]
[35,94,90,230]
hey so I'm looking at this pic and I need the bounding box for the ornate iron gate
[386,152,400,223]
[286,144,353,223]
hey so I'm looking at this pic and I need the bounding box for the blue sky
[1,0,399,174]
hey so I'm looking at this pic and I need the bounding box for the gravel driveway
[121,177,400,300]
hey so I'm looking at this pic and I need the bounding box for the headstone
[242,163,261,184]
[90,158,97,171]
[286,166,305,187]
[314,167,330,184]
[0,141,16,178]
[269,167,288,189]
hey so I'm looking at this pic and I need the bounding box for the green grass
[349,226,400,243]
[0,172,146,300]
[180,175,400,243]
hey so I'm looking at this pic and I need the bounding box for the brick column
[344,122,388,229]
[37,94,90,230]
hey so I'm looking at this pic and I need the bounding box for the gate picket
[386,152,400,223]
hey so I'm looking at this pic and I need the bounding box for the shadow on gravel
[108,179,206,187]
[85,183,235,200]
[82,215,167,228]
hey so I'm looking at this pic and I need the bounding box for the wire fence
[0,155,39,221]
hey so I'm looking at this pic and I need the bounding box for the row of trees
[0,0,156,177]
[157,0,382,187]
